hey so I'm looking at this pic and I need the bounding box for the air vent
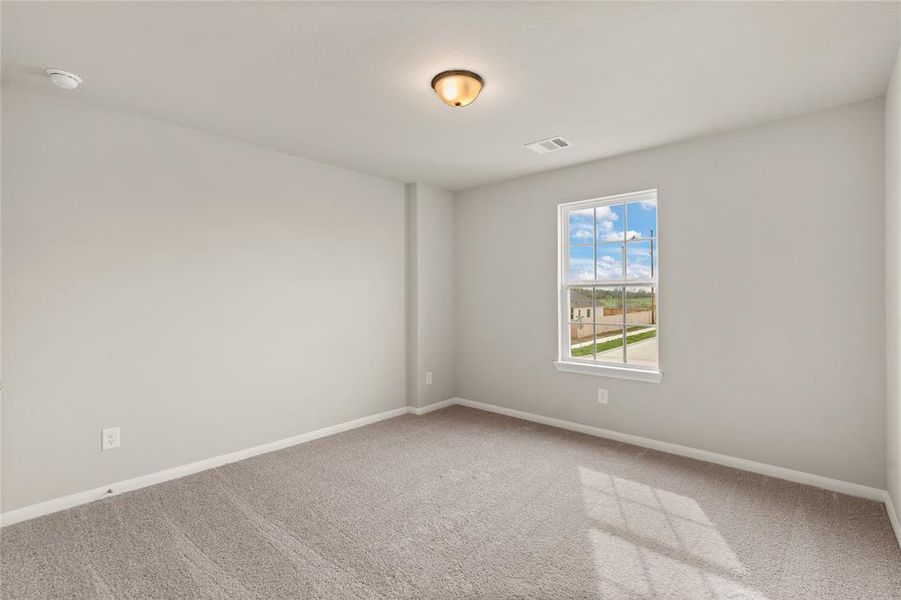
[525,136,572,154]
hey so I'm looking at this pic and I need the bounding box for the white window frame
[554,189,662,383]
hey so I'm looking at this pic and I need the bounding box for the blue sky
[568,200,656,281]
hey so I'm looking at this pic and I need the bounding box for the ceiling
[2,2,899,191]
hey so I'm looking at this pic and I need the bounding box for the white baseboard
[453,398,887,502]
[453,397,900,548]
[0,406,408,528]
[885,491,901,550]
[4,396,898,552]
[407,398,456,416]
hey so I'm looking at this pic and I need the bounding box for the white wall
[1,86,406,512]
[887,44,901,517]
[455,99,886,487]
[405,183,455,408]
[1,80,891,515]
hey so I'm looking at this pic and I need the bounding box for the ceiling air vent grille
[525,136,572,154]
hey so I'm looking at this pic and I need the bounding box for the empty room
[2,1,901,598]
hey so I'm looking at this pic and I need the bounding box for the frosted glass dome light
[431,70,483,108]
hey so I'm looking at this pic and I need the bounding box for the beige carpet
[1,405,899,599]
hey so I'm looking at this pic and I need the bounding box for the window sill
[553,361,663,383]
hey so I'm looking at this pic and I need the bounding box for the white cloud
[626,245,654,279]
[626,263,653,279]
[569,210,594,242]
[601,229,641,242]
[571,227,593,240]
[570,254,654,281]
[597,255,621,280]
[569,255,624,281]
[596,206,620,222]
[597,207,619,236]
[568,257,595,281]
[570,205,651,243]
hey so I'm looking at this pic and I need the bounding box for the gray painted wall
[887,44,901,516]
[1,86,406,511]
[455,99,886,487]
[405,183,455,408]
[1,83,891,515]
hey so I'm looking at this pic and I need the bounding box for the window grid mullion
[622,201,628,363]
[592,287,598,361]
[593,207,598,362]
[593,206,598,294]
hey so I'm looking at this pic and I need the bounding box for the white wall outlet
[597,388,608,404]
[101,427,120,451]
[425,371,433,385]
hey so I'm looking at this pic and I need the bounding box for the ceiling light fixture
[430,70,483,108]
[46,69,82,90]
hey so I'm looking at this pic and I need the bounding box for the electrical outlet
[597,389,608,404]
[101,427,120,451]
[425,371,433,385]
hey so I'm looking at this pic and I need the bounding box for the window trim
[556,189,663,383]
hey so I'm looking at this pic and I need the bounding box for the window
[556,189,660,382]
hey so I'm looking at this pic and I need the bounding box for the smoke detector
[525,136,571,154]
[46,69,82,90]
